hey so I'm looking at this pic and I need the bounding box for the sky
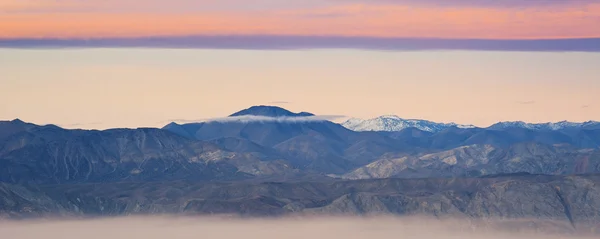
[1,48,599,129]
[1,0,600,39]
[1,1,599,129]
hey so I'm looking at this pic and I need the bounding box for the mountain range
[2,105,600,184]
[342,115,600,132]
[342,115,476,133]
[3,173,600,234]
[488,120,600,131]
[2,105,600,229]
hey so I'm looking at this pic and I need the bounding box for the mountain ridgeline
[343,115,600,133]
[1,105,599,184]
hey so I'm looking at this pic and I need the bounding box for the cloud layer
[0,0,599,40]
[171,115,346,124]
[1,216,598,239]
[3,36,600,52]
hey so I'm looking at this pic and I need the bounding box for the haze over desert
[2,216,599,239]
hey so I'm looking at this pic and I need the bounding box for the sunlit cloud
[0,1,599,40]
[2,36,599,52]
[168,115,346,124]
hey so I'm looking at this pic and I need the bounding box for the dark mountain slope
[2,174,600,233]
[163,106,412,173]
[343,142,600,179]
[0,119,37,141]
[0,121,302,184]
[230,105,314,117]
[163,106,600,175]
[387,126,600,150]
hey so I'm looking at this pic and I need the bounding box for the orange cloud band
[1,4,599,39]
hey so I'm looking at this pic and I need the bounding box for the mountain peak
[229,105,314,117]
[3,118,35,127]
[163,122,180,128]
[11,118,25,124]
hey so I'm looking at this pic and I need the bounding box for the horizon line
[2,35,600,52]
[4,116,600,131]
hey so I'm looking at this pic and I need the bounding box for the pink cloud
[1,1,599,39]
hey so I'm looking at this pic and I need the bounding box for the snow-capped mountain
[341,115,476,133]
[488,121,600,131]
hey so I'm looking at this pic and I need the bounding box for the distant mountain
[488,120,600,131]
[0,119,303,184]
[230,105,314,117]
[342,115,476,133]
[0,118,36,140]
[163,106,600,177]
[342,142,600,180]
[342,116,600,133]
[3,174,600,233]
[163,106,410,174]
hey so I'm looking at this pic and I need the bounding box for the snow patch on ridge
[341,115,476,133]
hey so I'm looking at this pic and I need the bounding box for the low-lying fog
[0,216,596,239]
